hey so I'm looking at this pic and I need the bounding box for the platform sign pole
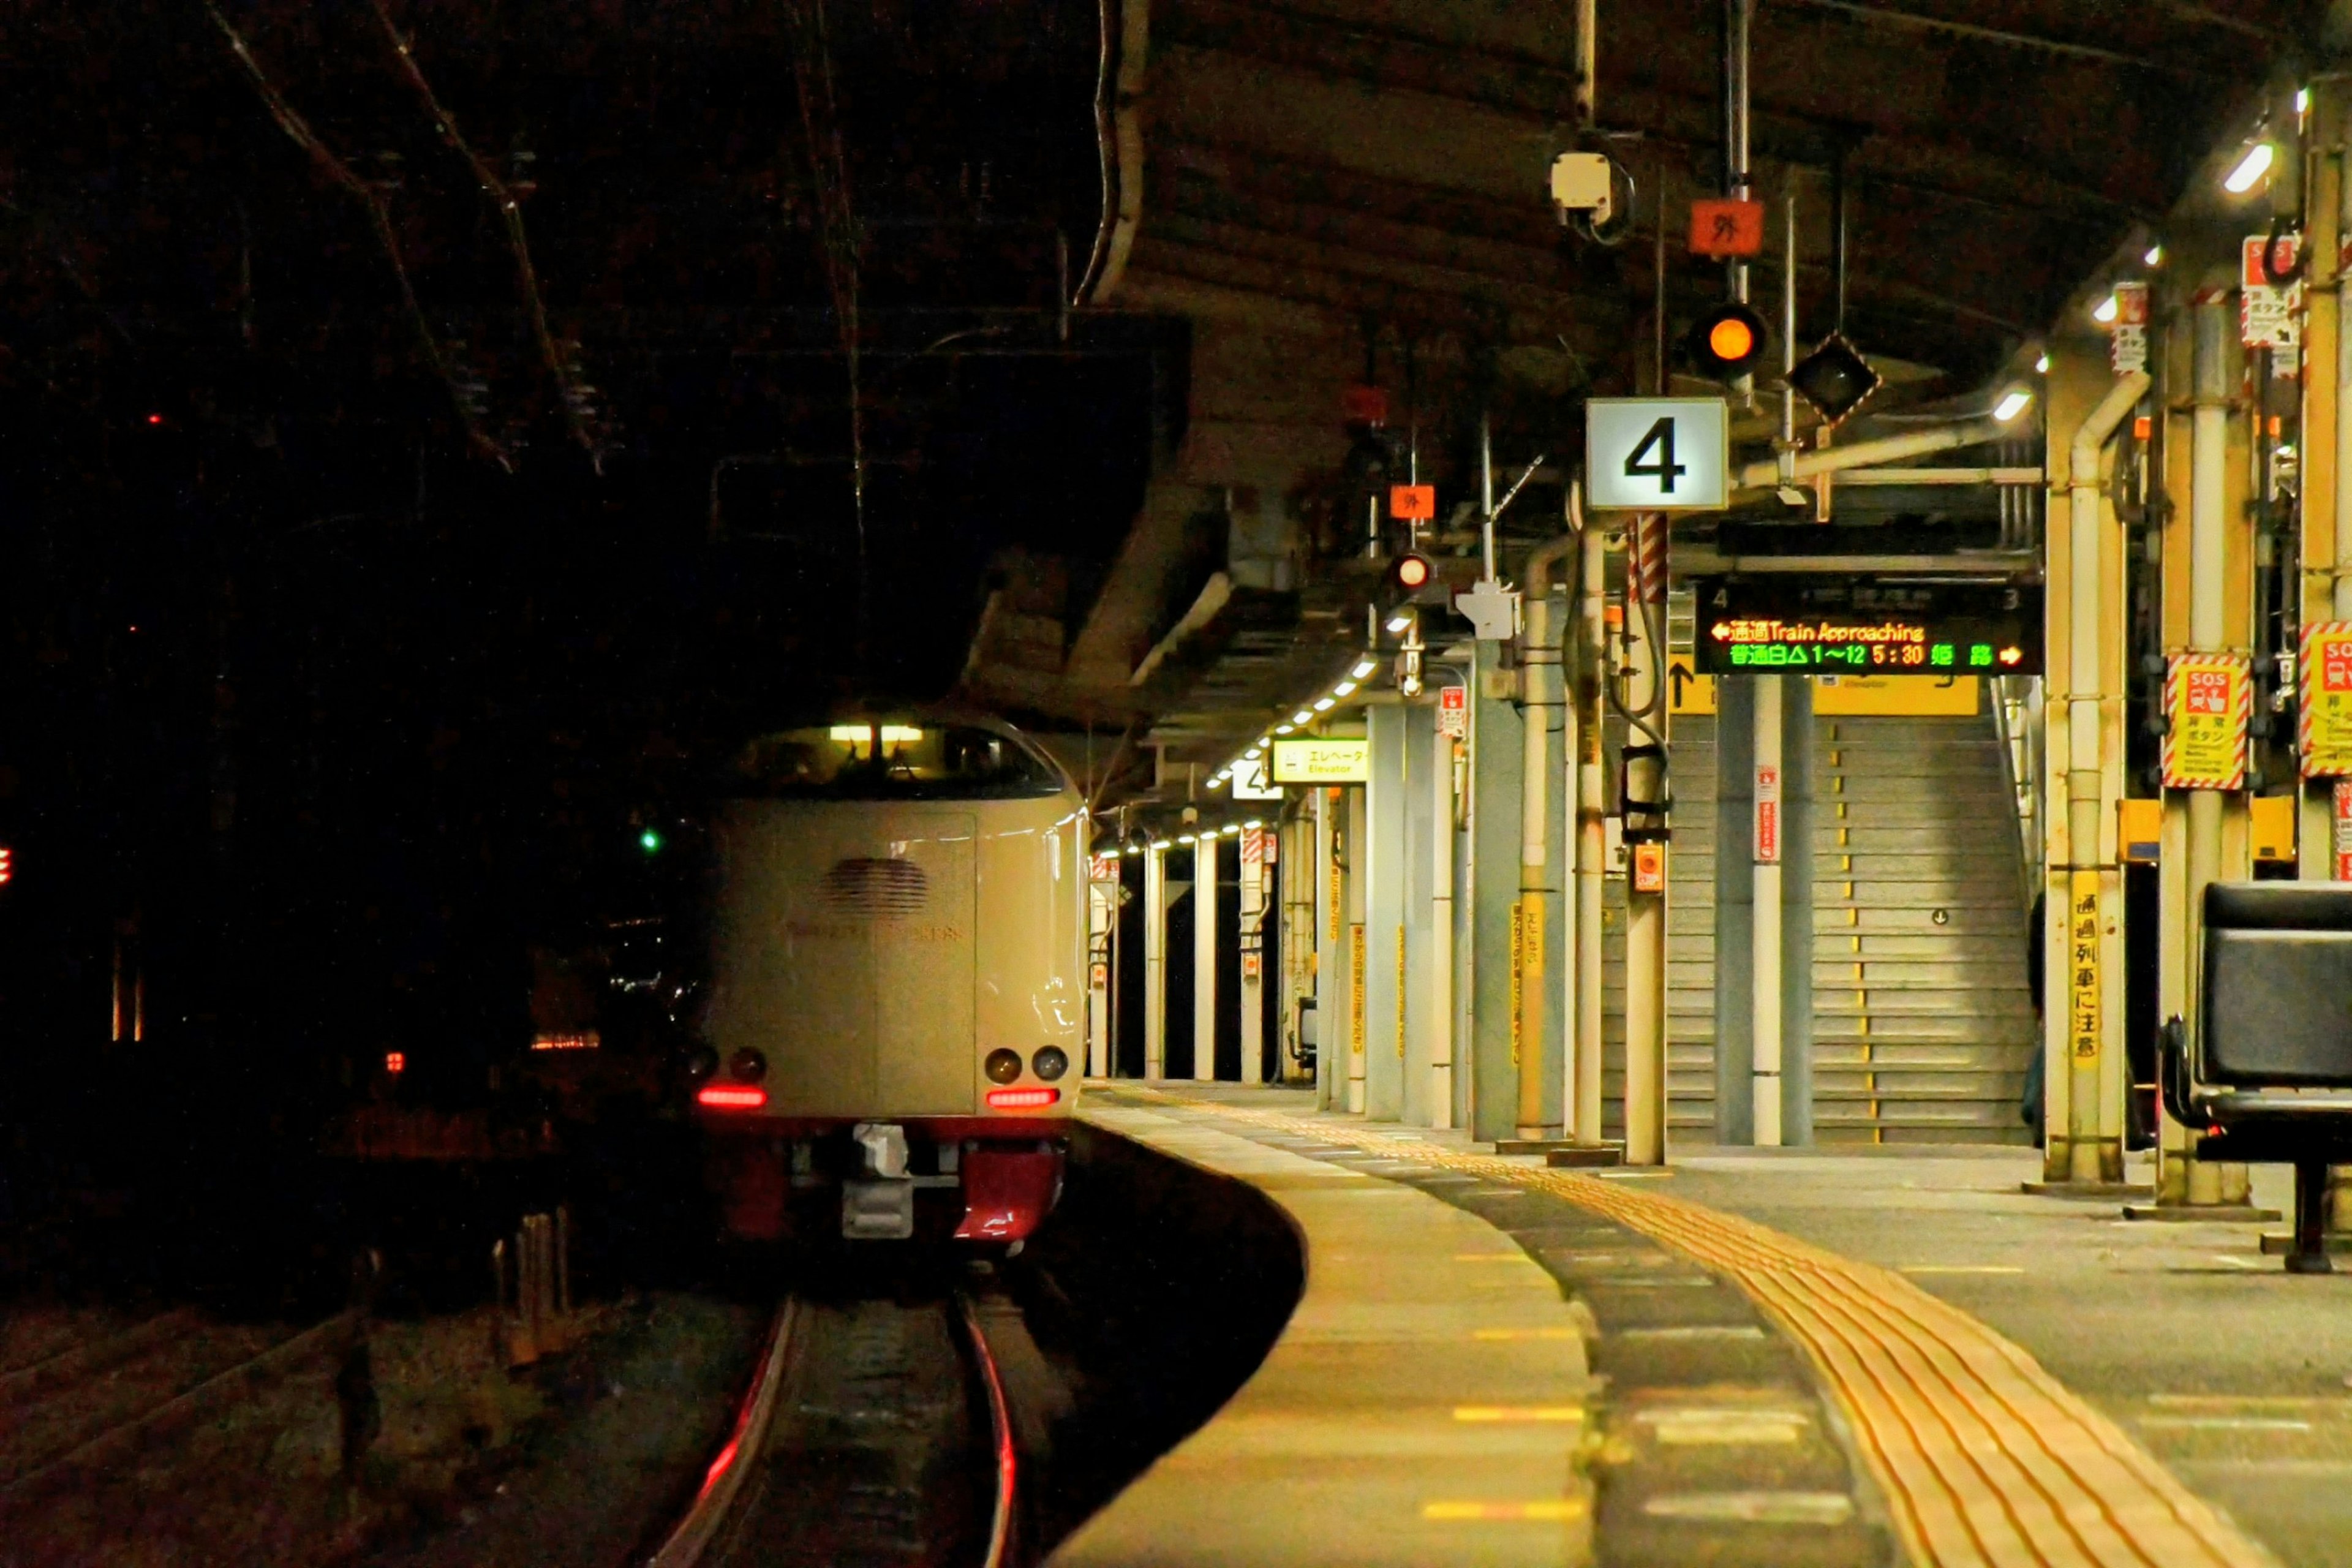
[1144,843,1168,1081]
[1621,511,1672,1166]
[1195,837,1219,1083]
[1752,681,1784,1147]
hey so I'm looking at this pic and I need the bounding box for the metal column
[1623,513,1672,1164]
[1345,785,1368,1114]
[1241,826,1267,1082]
[1430,708,1458,1129]
[1366,706,1409,1120]
[1194,836,1219,1081]
[1144,843,1168,1080]
[1471,637,1529,1142]
[1573,525,1608,1144]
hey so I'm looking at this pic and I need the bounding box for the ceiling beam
[1776,0,2228,76]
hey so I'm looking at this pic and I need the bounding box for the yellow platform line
[1113,1092,2276,1568]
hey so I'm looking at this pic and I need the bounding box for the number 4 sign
[1585,398,1730,510]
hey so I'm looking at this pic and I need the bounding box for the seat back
[2203,883,2352,1087]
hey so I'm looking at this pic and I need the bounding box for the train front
[687,718,1085,1247]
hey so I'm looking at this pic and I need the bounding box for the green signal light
[639,829,663,854]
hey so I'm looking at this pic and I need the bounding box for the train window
[731,724,1065,800]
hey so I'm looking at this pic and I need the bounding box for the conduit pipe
[1573,520,1607,1144]
[2180,289,2233,1207]
[1517,516,1580,1138]
[2338,142,2352,620]
[1735,418,2007,489]
[2067,371,2152,869]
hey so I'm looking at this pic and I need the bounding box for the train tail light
[986,1087,1060,1110]
[697,1084,769,1111]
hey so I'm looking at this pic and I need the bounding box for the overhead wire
[368,0,605,472]
[202,0,511,470]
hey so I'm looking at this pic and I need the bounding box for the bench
[2160,882,2352,1274]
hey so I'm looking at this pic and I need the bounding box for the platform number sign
[1585,398,1729,510]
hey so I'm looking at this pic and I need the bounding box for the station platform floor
[1058,1080,2350,1568]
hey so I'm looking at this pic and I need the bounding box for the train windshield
[730,723,1065,801]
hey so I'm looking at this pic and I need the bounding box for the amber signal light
[1686,303,1769,379]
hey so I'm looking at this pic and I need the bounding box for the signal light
[639,828,663,854]
[696,1084,768,1110]
[384,1051,406,1075]
[1787,334,1882,428]
[986,1087,1060,1109]
[0,846,12,886]
[1390,553,1433,592]
[1686,304,1769,379]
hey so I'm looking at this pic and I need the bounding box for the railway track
[0,1304,362,1514]
[651,1284,1023,1568]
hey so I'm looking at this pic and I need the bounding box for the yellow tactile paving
[1128,1093,2280,1568]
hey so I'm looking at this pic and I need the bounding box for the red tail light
[986,1087,1060,1110]
[697,1084,768,1110]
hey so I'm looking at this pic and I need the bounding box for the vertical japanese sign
[2068,872,2100,1062]
[1396,927,1408,1059]
[1438,684,1468,738]
[2242,233,2302,358]
[2302,621,2352,777]
[1507,903,1525,1065]
[2110,280,2149,375]
[1755,764,1782,864]
[1350,923,1366,1058]
[2162,653,2251,790]
[2336,781,2352,881]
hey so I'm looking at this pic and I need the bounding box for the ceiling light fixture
[2224,141,2275,195]
[2144,243,2163,267]
[1351,658,1378,680]
[1992,389,2034,424]
[1385,612,1413,634]
[1313,696,1336,712]
[1334,680,1359,697]
[2092,295,2119,325]
[1292,709,1313,726]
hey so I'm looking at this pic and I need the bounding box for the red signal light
[384,1051,405,1075]
[146,413,164,426]
[696,1084,769,1110]
[0,847,12,885]
[986,1087,1060,1109]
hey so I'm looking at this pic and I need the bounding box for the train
[680,714,1087,1247]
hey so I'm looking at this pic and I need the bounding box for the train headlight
[1031,1047,1069,1082]
[728,1048,768,1083]
[984,1048,1024,1085]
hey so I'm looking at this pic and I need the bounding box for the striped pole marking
[1114,1091,2278,1568]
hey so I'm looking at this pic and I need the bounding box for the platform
[1059,1083,2313,1568]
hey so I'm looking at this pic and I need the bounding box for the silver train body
[691,718,1086,1244]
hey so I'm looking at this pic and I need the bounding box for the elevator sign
[2300,620,2352,777]
[1273,737,1370,783]
[1585,398,1730,510]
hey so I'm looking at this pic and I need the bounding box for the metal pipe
[1573,521,1607,1144]
[2185,287,2234,1208]
[1143,843,1167,1080]
[2068,371,2152,880]
[1575,0,1597,127]
[1736,419,2009,488]
[2338,141,2352,620]
[1517,522,1578,1139]
[1781,188,1798,486]
[1195,835,1218,1082]
[1480,413,1498,581]
[1622,513,1669,1164]
[1430,717,1456,1128]
[1724,0,1754,408]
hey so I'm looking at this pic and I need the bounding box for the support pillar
[1313,789,1340,1108]
[1366,706,1410,1120]
[1345,785,1368,1114]
[1623,513,1670,1164]
[1144,843,1168,1080]
[1399,703,1441,1125]
[1752,676,1786,1145]
[1241,826,1267,1083]
[2148,279,2253,1210]
[1572,524,1608,1143]
[1194,835,1219,1082]
[1430,709,1458,1129]
[1471,638,1528,1142]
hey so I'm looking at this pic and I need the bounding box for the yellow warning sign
[2068,872,2099,1062]
[1350,923,1366,1057]
[1668,657,1716,715]
[2162,653,2251,791]
[2300,620,2352,777]
[1508,903,1524,1065]
[1814,675,1980,715]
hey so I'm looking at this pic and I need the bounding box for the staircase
[1811,714,2037,1144]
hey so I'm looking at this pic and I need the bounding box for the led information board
[1692,577,2041,676]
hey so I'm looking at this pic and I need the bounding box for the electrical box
[1548,151,1614,224]
[2119,799,2162,864]
[2250,794,2298,864]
